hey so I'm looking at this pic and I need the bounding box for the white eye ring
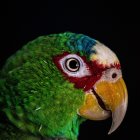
[59,54,91,78]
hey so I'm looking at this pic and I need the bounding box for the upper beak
[78,78,128,134]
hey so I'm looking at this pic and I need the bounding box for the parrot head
[0,32,128,139]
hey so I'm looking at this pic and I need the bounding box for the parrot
[0,32,128,140]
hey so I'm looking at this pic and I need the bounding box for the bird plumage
[0,32,128,140]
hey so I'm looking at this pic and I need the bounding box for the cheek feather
[66,76,101,91]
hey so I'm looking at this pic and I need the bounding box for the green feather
[0,32,86,140]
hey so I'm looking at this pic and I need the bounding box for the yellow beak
[78,78,128,134]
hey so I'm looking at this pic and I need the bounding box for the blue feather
[66,33,97,55]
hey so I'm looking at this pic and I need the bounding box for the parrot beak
[78,78,128,134]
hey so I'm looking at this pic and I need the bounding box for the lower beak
[78,78,128,134]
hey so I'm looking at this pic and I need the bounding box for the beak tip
[108,128,115,135]
[108,131,112,135]
[108,99,128,135]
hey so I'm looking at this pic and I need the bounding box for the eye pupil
[112,73,117,78]
[69,60,79,69]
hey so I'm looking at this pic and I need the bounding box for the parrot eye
[58,54,91,78]
[65,58,80,72]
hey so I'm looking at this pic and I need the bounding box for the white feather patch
[90,41,119,66]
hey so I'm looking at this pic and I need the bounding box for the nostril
[112,73,117,78]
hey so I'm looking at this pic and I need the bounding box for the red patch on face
[53,52,120,92]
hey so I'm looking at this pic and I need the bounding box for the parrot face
[0,32,128,139]
[53,38,128,134]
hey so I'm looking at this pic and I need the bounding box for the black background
[1,0,140,139]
